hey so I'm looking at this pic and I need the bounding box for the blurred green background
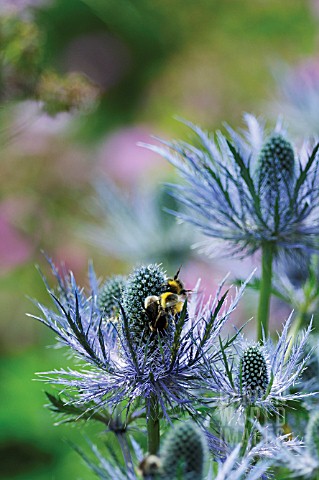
[1,0,318,478]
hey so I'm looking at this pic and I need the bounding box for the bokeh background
[1,0,319,478]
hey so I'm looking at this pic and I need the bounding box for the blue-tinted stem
[257,243,274,342]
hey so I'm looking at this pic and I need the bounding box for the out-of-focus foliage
[0,12,99,112]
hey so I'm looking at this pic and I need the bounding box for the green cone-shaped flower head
[306,411,319,459]
[257,134,295,195]
[98,275,127,319]
[160,422,206,480]
[239,345,269,400]
[121,264,166,342]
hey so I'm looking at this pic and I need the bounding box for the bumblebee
[144,268,188,333]
[144,295,166,332]
[165,267,188,297]
[144,292,183,333]
[160,291,183,315]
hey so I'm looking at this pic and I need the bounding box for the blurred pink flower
[181,259,249,335]
[5,102,92,186]
[96,125,167,185]
[181,260,222,299]
[0,200,33,273]
[52,244,89,280]
[291,57,319,89]
[8,101,71,156]
[309,0,319,17]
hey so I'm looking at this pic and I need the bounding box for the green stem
[257,243,274,343]
[290,310,306,340]
[240,406,253,457]
[286,309,307,359]
[147,395,160,454]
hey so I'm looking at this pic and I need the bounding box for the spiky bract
[143,115,319,257]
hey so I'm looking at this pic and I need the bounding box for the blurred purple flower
[96,126,165,185]
[63,33,132,91]
[0,0,50,15]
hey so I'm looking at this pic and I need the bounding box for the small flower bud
[98,275,126,319]
[239,346,269,400]
[160,422,206,480]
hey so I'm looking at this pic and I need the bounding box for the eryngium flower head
[207,315,313,413]
[256,134,295,209]
[239,346,269,402]
[98,275,126,319]
[143,115,319,257]
[121,264,166,343]
[30,260,249,422]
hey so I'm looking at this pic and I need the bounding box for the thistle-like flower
[207,315,313,414]
[30,259,249,424]
[143,115,319,258]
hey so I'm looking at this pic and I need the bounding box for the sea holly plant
[30,256,316,478]
[30,115,319,479]
[31,259,252,470]
[142,115,319,342]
